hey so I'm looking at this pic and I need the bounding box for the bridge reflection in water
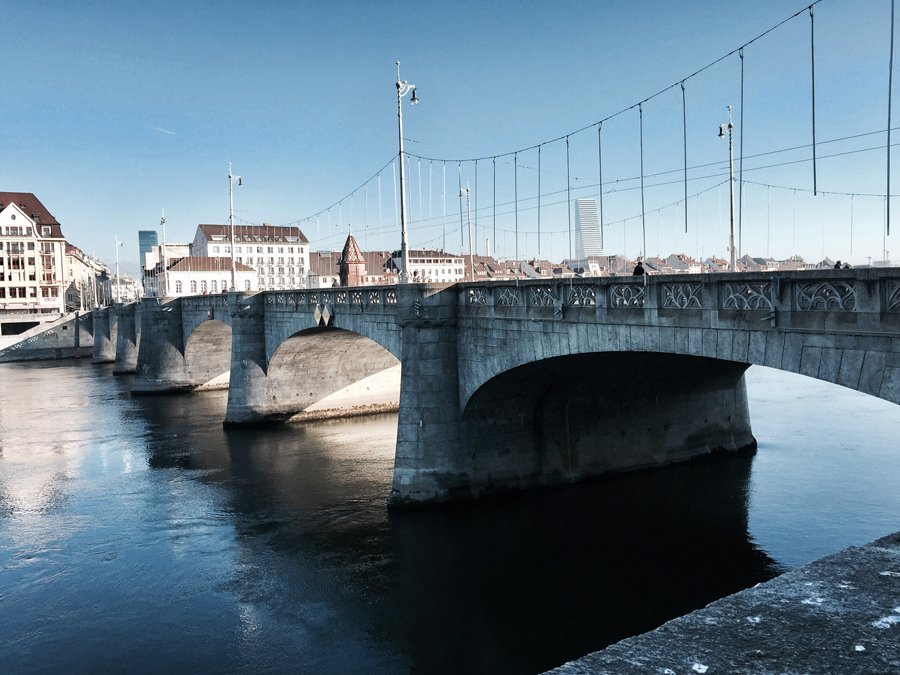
[140,392,780,675]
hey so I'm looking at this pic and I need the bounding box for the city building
[142,242,192,297]
[389,249,465,283]
[308,247,398,288]
[0,192,68,314]
[147,257,257,297]
[191,223,309,291]
[138,230,158,275]
[64,244,110,311]
[574,199,603,259]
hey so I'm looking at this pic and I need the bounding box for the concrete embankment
[545,531,900,674]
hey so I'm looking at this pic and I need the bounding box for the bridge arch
[184,319,232,389]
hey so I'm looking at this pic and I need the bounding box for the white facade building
[389,249,465,283]
[153,257,257,297]
[574,199,603,259]
[0,193,68,314]
[192,223,309,291]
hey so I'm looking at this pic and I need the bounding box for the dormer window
[42,226,51,236]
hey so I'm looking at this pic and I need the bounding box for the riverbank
[545,531,900,674]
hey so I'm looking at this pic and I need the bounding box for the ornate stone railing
[455,269,900,331]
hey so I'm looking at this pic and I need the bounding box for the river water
[0,360,898,675]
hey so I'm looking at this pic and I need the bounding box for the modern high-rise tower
[574,199,603,259]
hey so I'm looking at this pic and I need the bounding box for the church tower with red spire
[339,231,366,287]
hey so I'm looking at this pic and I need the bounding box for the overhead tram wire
[391,140,900,237]
[401,1,824,166]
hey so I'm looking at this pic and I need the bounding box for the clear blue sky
[4,0,897,270]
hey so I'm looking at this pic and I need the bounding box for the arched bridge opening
[456,351,756,497]
[226,326,401,425]
[184,319,233,389]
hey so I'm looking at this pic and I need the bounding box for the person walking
[633,261,646,276]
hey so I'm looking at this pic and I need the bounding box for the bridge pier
[91,306,116,364]
[224,293,271,424]
[112,303,139,374]
[132,298,192,394]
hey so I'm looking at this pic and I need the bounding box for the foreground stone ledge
[545,531,900,675]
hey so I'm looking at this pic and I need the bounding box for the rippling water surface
[1,360,899,674]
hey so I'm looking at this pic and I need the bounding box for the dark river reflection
[1,360,899,674]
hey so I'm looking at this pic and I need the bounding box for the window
[210,280,217,293]
[268,267,274,275]
[256,246,263,253]
[267,247,273,253]
[288,247,294,253]
[176,280,182,293]
[41,243,53,254]
[51,287,58,297]
[277,257,284,264]
[244,279,251,291]
[277,267,284,275]
[267,258,274,265]
[213,246,220,253]
[27,242,35,250]
[221,280,227,291]
[224,246,231,253]
[257,257,264,265]
[278,247,284,253]
[236,246,242,253]
[277,277,284,286]
[201,280,207,293]
[257,268,264,276]
[236,257,241,264]
[190,280,197,293]
[288,257,294,264]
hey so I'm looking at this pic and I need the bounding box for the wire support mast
[681,81,688,234]
[639,103,647,261]
[889,0,896,236]
[810,6,818,196]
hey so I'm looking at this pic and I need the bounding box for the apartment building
[0,193,67,314]
[192,223,309,291]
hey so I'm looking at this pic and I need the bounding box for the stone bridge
[102,269,900,506]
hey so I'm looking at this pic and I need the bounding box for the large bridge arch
[264,326,400,419]
[458,351,754,492]
[183,319,232,389]
[225,291,403,425]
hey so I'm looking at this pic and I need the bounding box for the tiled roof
[197,223,309,244]
[167,257,253,272]
[340,234,366,264]
[0,192,65,238]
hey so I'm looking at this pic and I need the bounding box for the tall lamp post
[395,61,419,283]
[719,106,737,272]
[460,180,475,282]
[228,163,243,291]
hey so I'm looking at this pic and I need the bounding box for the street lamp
[395,61,418,283]
[460,179,474,282]
[719,106,737,272]
[228,163,243,291]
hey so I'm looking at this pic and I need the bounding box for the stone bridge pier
[91,306,117,364]
[112,302,140,374]
[132,295,233,394]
